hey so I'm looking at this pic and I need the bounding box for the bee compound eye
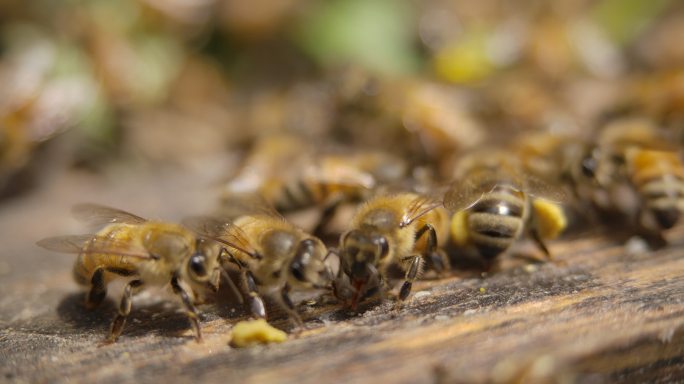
[375,236,389,258]
[189,254,208,277]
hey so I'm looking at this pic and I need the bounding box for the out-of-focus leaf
[592,0,671,45]
[48,41,115,144]
[132,34,184,104]
[294,0,420,75]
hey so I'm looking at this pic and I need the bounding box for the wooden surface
[1,169,684,383]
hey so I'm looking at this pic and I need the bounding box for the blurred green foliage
[592,0,671,45]
[0,0,682,195]
[295,0,421,75]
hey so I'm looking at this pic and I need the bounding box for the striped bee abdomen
[275,178,324,211]
[629,149,684,229]
[467,187,525,260]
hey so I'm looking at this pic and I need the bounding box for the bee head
[288,238,332,289]
[340,229,388,288]
[577,145,627,189]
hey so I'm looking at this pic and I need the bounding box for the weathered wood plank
[1,171,683,383]
[2,228,683,383]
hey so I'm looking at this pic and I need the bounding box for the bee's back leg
[85,268,107,309]
[528,226,552,260]
[106,279,144,343]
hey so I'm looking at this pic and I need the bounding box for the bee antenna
[400,202,441,228]
[220,269,244,304]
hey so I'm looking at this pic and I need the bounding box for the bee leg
[313,196,344,237]
[105,279,143,344]
[528,227,552,261]
[277,284,304,329]
[86,268,107,309]
[244,271,267,319]
[415,224,449,274]
[171,275,203,342]
[431,250,450,274]
[398,254,423,301]
[361,267,386,302]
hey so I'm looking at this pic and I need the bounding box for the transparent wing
[37,235,153,260]
[523,174,568,203]
[37,234,96,253]
[72,204,147,228]
[443,178,488,212]
[444,157,533,212]
[182,215,229,238]
[183,216,259,259]
[219,194,285,221]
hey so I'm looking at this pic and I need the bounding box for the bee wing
[183,216,260,259]
[36,235,153,260]
[219,194,285,221]
[399,194,445,228]
[72,204,147,229]
[443,178,488,212]
[182,215,228,238]
[524,174,568,203]
[37,234,97,253]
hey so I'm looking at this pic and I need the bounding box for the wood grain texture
[1,172,683,384]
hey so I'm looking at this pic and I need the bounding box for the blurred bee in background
[328,66,486,169]
[186,197,333,327]
[0,25,102,196]
[619,69,684,145]
[444,150,567,270]
[37,204,224,343]
[567,117,684,242]
[222,134,407,235]
[398,80,486,170]
[336,193,450,309]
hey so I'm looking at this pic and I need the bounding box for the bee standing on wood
[336,193,450,309]
[186,197,334,326]
[37,204,224,343]
[444,150,567,269]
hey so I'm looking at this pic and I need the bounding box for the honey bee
[336,193,450,309]
[185,197,333,326]
[570,117,684,236]
[36,204,224,343]
[444,150,567,268]
[222,134,407,234]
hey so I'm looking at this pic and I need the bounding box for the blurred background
[0,0,683,283]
